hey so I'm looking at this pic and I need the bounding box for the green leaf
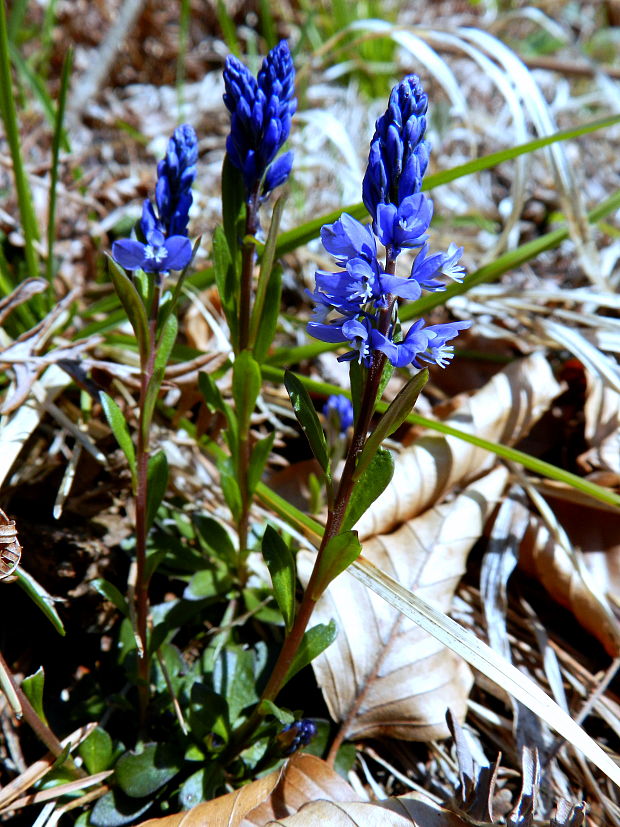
[89,790,153,827]
[342,448,394,532]
[99,391,136,487]
[142,317,178,441]
[15,567,65,635]
[284,370,330,473]
[261,364,620,510]
[311,530,361,599]
[212,646,258,726]
[146,450,168,530]
[198,370,238,446]
[91,578,130,617]
[213,225,239,350]
[355,369,428,480]
[79,727,114,774]
[258,698,295,724]
[233,350,261,434]
[284,619,337,686]
[22,667,47,725]
[193,515,236,565]
[348,360,364,425]
[262,525,296,631]
[218,455,242,522]
[115,742,182,798]
[248,432,275,494]
[106,256,148,363]
[249,194,286,360]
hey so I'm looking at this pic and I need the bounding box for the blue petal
[263,151,293,194]
[163,236,193,270]
[112,240,147,270]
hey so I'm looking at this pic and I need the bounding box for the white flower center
[144,244,168,263]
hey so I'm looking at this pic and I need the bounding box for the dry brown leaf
[519,509,620,656]
[298,467,508,741]
[137,754,356,827]
[579,371,620,476]
[355,352,561,540]
[270,790,471,826]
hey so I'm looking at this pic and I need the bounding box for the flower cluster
[113,125,197,274]
[223,40,296,201]
[307,75,470,369]
[276,719,317,756]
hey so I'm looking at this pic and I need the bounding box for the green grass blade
[0,2,40,279]
[260,365,620,510]
[216,0,240,57]
[275,113,620,257]
[46,48,72,285]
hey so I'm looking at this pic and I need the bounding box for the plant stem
[235,189,260,576]
[134,276,162,725]
[225,263,397,760]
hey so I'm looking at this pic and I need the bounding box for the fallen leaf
[298,467,508,741]
[519,508,620,656]
[355,353,561,539]
[579,370,620,475]
[137,754,357,827]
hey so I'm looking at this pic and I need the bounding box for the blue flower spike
[113,124,197,274]
[276,719,317,756]
[307,75,471,369]
[323,394,354,435]
[223,40,296,201]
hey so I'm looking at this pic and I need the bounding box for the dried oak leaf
[298,467,508,741]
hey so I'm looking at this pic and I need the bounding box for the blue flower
[155,124,198,237]
[410,242,465,292]
[362,75,430,225]
[320,213,377,265]
[112,201,192,273]
[372,319,471,369]
[223,40,296,200]
[277,719,317,756]
[375,193,433,255]
[323,395,354,434]
[112,125,197,274]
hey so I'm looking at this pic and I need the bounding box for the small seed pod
[0,509,21,580]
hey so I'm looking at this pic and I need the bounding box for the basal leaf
[115,742,182,798]
[284,371,330,474]
[79,726,114,774]
[262,525,296,631]
[15,567,65,635]
[22,666,47,724]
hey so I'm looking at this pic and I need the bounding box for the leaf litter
[2,1,620,824]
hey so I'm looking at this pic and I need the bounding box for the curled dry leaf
[355,353,561,540]
[579,370,620,477]
[519,508,620,656]
[298,467,508,741]
[271,790,471,826]
[137,754,357,827]
[0,509,21,580]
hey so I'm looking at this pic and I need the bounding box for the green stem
[225,265,397,761]
[134,276,162,724]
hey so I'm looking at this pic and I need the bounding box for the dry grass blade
[299,467,507,742]
[348,556,620,788]
[355,353,560,539]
